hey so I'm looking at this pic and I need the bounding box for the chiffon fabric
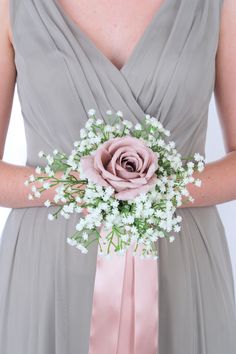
[1,0,236,353]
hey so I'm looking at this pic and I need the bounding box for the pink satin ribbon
[88,227,159,354]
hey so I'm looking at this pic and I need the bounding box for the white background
[0,92,236,295]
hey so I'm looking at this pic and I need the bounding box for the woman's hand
[179,152,236,208]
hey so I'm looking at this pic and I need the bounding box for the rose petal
[114,175,157,200]
[94,148,123,181]
[116,162,145,177]
[145,159,158,180]
[93,147,111,171]
[119,152,143,171]
[101,168,124,181]
[115,165,140,179]
[107,178,144,192]
[106,160,116,175]
[128,177,148,185]
[122,160,136,172]
[80,156,110,187]
[107,136,148,155]
[136,147,151,173]
[110,146,135,174]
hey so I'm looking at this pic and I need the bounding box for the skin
[0,0,235,209]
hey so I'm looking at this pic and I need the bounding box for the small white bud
[67,237,77,246]
[87,108,96,116]
[135,123,142,130]
[43,182,50,189]
[34,191,41,198]
[116,110,123,117]
[29,175,35,182]
[38,151,44,158]
[194,179,202,187]
[35,166,41,174]
[44,200,51,207]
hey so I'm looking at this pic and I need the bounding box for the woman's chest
[57,0,166,70]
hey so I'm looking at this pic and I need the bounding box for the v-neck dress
[1,0,236,353]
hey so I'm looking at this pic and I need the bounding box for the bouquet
[24,109,205,259]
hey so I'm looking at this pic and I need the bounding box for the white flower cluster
[24,108,205,260]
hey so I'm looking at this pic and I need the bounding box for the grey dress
[1,0,236,353]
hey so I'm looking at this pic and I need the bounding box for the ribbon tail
[88,234,126,353]
[88,228,159,354]
[134,254,159,354]
[115,248,135,353]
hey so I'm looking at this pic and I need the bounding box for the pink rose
[80,136,158,200]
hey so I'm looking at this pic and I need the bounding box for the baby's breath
[24,108,205,260]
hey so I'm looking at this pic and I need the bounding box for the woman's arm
[182,0,236,208]
[0,0,70,208]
